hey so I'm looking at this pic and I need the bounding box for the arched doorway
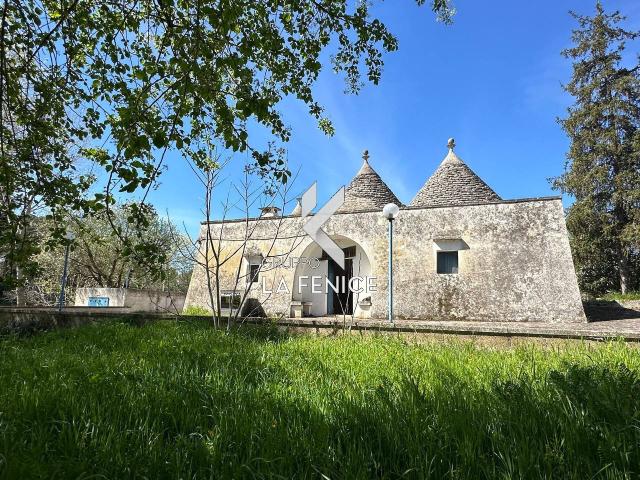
[292,235,372,317]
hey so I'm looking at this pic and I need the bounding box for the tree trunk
[618,249,630,294]
[15,265,24,306]
[613,198,630,295]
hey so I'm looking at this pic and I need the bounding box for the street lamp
[382,203,399,324]
[57,230,75,312]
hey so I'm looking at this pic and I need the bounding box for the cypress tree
[554,3,640,294]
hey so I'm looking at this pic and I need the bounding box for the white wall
[74,287,185,313]
[185,198,586,322]
[74,287,126,307]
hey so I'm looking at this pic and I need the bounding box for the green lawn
[600,291,640,302]
[1,320,639,479]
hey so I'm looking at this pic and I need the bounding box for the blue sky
[147,0,640,237]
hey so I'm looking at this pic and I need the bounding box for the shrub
[181,305,210,316]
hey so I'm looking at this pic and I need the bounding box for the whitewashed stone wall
[75,287,185,313]
[184,197,586,323]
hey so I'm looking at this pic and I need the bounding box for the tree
[67,205,192,291]
[554,3,640,295]
[6,205,193,306]
[1,0,456,290]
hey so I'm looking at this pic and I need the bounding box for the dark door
[328,257,353,315]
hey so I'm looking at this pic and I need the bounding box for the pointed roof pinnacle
[447,138,455,150]
[442,137,463,165]
[337,150,402,213]
[356,148,376,175]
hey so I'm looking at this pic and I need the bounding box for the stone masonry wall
[184,198,586,323]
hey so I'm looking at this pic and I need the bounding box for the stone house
[184,139,586,323]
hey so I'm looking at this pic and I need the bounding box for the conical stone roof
[409,139,501,208]
[337,150,402,213]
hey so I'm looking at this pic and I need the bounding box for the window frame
[220,293,241,309]
[248,263,260,284]
[436,251,459,275]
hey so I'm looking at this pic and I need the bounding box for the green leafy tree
[9,205,193,306]
[554,3,640,295]
[65,205,192,291]
[1,0,455,291]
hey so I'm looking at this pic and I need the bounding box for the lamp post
[382,203,399,324]
[57,230,75,312]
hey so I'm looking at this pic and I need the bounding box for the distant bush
[181,305,210,316]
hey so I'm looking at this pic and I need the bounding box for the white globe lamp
[381,203,399,324]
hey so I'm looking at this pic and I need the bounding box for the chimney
[259,206,281,218]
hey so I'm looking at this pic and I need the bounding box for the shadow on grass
[584,300,640,321]
[1,323,639,479]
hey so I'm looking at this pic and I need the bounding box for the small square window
[249,264,260,283]
[437,251,458,274]
[221,294,241,309]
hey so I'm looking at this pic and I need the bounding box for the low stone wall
[74,288,186,313]
[2,301,639,339]
[0,307,173,335]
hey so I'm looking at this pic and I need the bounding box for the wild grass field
[0,320,639,479]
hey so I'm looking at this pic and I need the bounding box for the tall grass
[1,320,639,479]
